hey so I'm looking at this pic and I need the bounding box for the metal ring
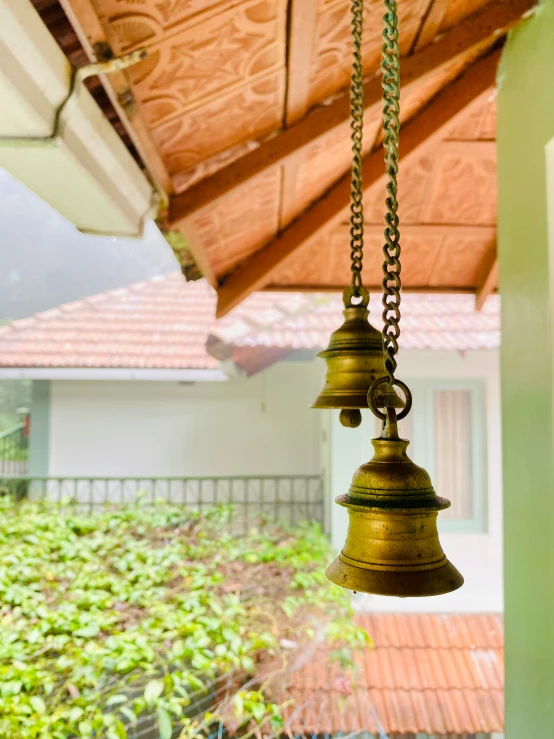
[367,376,412,421]
[343,285,369,309]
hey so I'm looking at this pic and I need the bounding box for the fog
[0,169,179,320]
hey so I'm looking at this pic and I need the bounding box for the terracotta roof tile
[276,613,504,736]
[0,274,500,371]
[217,294,500,352]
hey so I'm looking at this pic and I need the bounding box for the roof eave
[0,367,228,382]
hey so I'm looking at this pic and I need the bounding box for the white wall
[329,349,503,613]
[48,360,324,478]
[47,349,503,613]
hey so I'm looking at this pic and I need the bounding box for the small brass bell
[327,397,463,598]
[312,288,402,428]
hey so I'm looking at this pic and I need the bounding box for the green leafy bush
[0,499,368,738]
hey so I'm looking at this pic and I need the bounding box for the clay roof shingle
[278,613,503,737]
[216,293,501,352]
[0,273,500,371]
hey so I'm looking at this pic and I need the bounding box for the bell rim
[336,492,451,511]
[311,397,371,410]
[317,345,382,358]
[326,554,464,597]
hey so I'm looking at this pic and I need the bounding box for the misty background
[0,169,180,321]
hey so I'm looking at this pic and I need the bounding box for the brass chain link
[380,0,402,382]
[349,0,365,298]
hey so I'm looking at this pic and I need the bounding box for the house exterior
[0,273,501,615]
[5,0,554,734]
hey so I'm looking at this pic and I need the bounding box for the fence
[0,422,28,475]
[0,475,325,531]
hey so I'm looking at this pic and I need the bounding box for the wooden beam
[231,346,294,377]
[284,0,319,127]
[262,285,477,295]
[169,0,534,225]
[476,248,499,310]
[215,50,501,317]
[179,221,218,287]
[279,0,319,229]
[206,335,293,376]
[342,224,497,238]
[59,0,172,194]
[413,0,451,51]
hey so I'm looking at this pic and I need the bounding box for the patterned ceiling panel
[89,0,288,185]
[306,0,430,110]
[364,153,436,225]
[149,72,284,176]
[293,117,380,221]
[184,168,281,278]
[270,226,451,289]
[429,232,495,287]
[58,0,507,303]
[421,143,497,225]
[448,92,497,140]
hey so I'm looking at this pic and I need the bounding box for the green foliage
[0,500,368,738]
[161,231,202,280]
[0,381,30,432]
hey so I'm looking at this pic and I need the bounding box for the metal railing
[0,422,28,475]
[0,475,325,530]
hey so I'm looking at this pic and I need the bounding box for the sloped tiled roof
[216,294,501,352]
[279,613,504,737]
[0,273,216,370]
[0,273,286,370]
[0,273,500,371]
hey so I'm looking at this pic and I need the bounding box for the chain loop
[349,0,365,295]
[381,0,401,383]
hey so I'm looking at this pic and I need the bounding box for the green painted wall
[29,380,50,476]
[497,2,554,735]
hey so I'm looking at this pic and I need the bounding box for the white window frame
[405,377,488,534]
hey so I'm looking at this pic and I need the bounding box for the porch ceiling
[49,0,535,313]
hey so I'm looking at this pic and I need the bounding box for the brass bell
[327,402,463,598]
[312,288,402,428]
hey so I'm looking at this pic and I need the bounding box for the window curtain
[433,390,473,519]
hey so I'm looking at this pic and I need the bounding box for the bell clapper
[311,286,402,424]
[340,408,362,428]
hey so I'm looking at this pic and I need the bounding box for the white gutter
[0,0,157,237]
[0,368,228,382]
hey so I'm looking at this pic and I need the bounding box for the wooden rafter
[413,0,451,51]
[169,0,533,226]
[345,224,496,238]
[215,50,501,318]
[206,335,292,377]
[59,0,173,194]
[284,0,319,127]
[279,0,319,229]
[476,247,499,310]
[262,285,477,295]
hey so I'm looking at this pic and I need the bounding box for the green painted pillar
[29,380,50,477]
[497,2,554,735]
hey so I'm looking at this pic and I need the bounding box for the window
[374,379,487,533]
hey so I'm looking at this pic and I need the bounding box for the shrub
[0,499,368,738]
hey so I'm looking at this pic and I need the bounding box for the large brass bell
[312,287,402,428]
[327,380,463,598]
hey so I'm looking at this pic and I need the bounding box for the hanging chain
[349,0,365,298]
[380,0,401,382]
